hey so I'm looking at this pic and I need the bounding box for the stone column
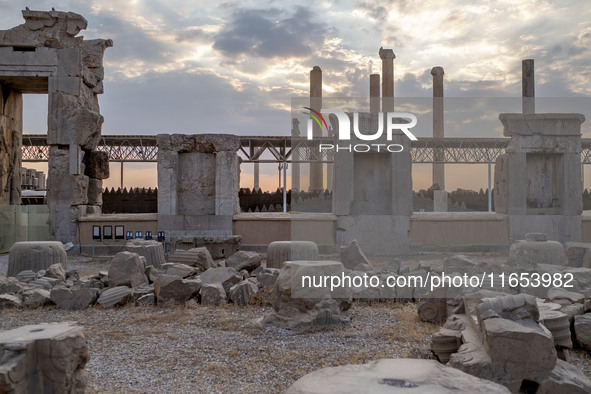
[379,47,395,113]
[431,66,445,190]
[291,118,301,192]
[522,59,535,114]
[309,66,323,191]
[253,162,260,191]
[0,85,22,205]
[369,73,380,113]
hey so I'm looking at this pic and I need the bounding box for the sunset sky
[3,0,591,191]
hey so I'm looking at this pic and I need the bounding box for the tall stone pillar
[379,47,395,113]
[522,59,535,114]
[291,118,301,192]
[309,66,323,191]
[0,86,22,205]
[253,162,260,191]
[369,73,380,113]
[431,66,445,190]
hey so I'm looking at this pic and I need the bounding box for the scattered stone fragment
[564,242,591,268]
[266,241,319,269]
[538,359,591,394]
[161,263,196,279]
[286,359,510,394]
[200,267,242,293]
[257,267,279,288]
[226,251,261,272]
[97,286,133,308]
[381,258,401,274]
[0,322,89,393]
[28,278,53,291]
[159,278,202,302]
[167,247,214,272]
[574,313,591,351]
[0,294,22,308]
[339,240,374,272]
[45,263,67,281]
[560,303,585,324]
[508,235,566,267]
[0,277,26,294]
[136,293,156,306]
[229,280,258,305]
[15,270,36,283]
[50,287,99,310]
[108,251,148,288]
[444,255,478,273]
[431,328,462,363]
[23,288,52,309]
[540,310,573,348]
[418,298,447,324]
[200,283,227,306]
[124,239,166,268]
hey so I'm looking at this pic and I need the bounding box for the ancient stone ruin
[0,9,111,246]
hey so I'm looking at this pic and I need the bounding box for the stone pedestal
[0,322,89,393]
[494,113,585,243]
[8,241,67,277]
[434,190,449,212]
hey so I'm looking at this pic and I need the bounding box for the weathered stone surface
[476,293,539,323]
[84,150,109,179]
[45,263,67,281]
[286,358,510,394]
[0,86,22,206]
[565,242,591,268]
[0,294,22,308]
[200,267,242,293]
[418,298,447,324]
[0,322,89,393]
[444,255,478,273]
[97,286,133,308]
[381,258,400,274]
[229,280,258,305]
[167,247,214,272]
[200,283,227,306]
[508,238,566,267]
[560,303,585,324]
[136,293,155,306]
[124,239,165,268]
[162,263,196,279]
[23,288,52,308]
[574,313,591,351]
[50,286,99,310]
[266,241,319,269]
[547,287,585,305]
[0,276,26,294]
[538,359,591,394]
[108,251,147,288]
[8,241,67,277]
[159,278,201,302]
[257,267,279,288]
[339,239,374,271]
[226,251,261,272]
[28,278,53,291]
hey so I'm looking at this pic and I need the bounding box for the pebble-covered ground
[1,253,590,392]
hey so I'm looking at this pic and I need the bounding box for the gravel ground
[1,253,590,392]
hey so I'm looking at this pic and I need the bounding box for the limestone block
[84,150,109,179]
[381,258,401,274]
[8,241,67,277]
[159,278,201,302]
[433,190,449,212]
[50,286,99,310]
[200,283,227,306]
[574,313,591,351]
[108,251,147,288]
[0,322,89,393]
[0,86,22,206]
[161,263,196,279]
[124,239,165,268]
[560,303,585,324]
[229,280,258,305]
[226,251,261,272]
[266,241,319,269]
[15,270,36,283]
[47,146,89,204]
[256,267,279,288]
[87,178,103,205]
[476,293,540,323]
[431,328,462,363]
[547,287,585,305]
[339,239,375,271]
[540,310,573,348]
[200,267,242,293]
[286,359,511,394]
[565,242,591,268]
[166,247,214,271]
[97,286,133,308]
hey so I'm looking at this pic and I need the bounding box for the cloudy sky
[2,0,591,190]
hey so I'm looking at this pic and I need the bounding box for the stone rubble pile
[0,241,279,310]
